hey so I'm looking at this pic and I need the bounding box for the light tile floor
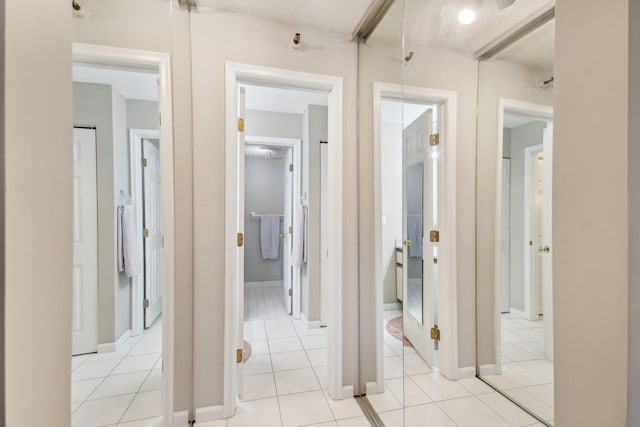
[71,318,163,427]
[376,309,547,427]
[482,313,554,425]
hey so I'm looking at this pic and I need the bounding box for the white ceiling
[245,144,287,159]
[195,0,375,35]
[381,99,432,127]
[493,19,555,74]
[73,64,158,101]
[243,84,328,115]
[374,0,555,55]
[504,111,547,128]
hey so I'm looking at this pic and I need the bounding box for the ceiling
[504,111,548,129]
[381,99,432,126]
[73,64,158,101]
[373,0,555,55]
[245,144,287,159]
[242,84,328,115]
[493,19,555,74]
[195,0,375,35]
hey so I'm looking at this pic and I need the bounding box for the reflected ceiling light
[458,8,477,25]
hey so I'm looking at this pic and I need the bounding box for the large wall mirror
[476,10,556,427]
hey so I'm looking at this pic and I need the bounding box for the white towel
[407,214,423,259]
[118,204,140,277]
[292,205,308,267]
[260,215,281,260]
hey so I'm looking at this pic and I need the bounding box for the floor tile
[324,392,363,420]
[112,354,160,376]
[411,372,472,401]
[300,334,328,350]
[89,371,148,400]
[306,348,328,367]
[270,351,310,372]
[383,356,404,379]
[274,367,321,395]
[402,353,433,376]
[140,369,162,392]
[404,403,457,427]
[72,394,135,427]
[385,376,432,407]
[227,397,281,427]
[278,390,334,427]
[377,409,403,427]
[437,396,511,427]
[477,392,538,426]
[313,365,329,390]
[195,420,228,427]
[336,417,370,427]
[243,354,273,375]
[128,340,162,356]
[268,337,303,353]
[121,390,162,422]
[240,373,277,401]
[72,359,120,381]
[366,389,402,413]
[249,339,269,355]
[504,388,554,421]
[117,416,164,426]
[458,377,495,395]
[72,378,103,403]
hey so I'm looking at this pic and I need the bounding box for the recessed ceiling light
[458,8,477,25]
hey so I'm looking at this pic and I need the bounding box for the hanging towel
[407,214,423,259]
[118,204,141,277]
[260,215,281,260]
[292,205,308,267]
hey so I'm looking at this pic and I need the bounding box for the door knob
[403,240,412,247]
[543,246,550,253]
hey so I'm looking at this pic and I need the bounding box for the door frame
[493,98,552,374]
[73,43,176,425]
[370,82,458,394]
[130,128,161,336]
[224,62,345,418]
[523,143,544,321]
[244,134,302,319]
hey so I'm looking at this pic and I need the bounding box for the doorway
[70,44,175,426]
[222,62,346,420]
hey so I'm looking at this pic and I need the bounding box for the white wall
[507,121,546,312]
[476,59,553,368]
[244,157,286,283]
[127,99,159,130]
[381,120,402,305]
[5,0,72,425]
[555,0,629,424]
[190,10,359,405]
[245,109,303,138]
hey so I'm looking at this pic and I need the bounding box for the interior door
[237,86,246,398]
[72,127,98,355]
[283,147,293,314]
[402,108,438,368]
[532,151,544,316]
[542,122,554,360]
[143,138,163,328]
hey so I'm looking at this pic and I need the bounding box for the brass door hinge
[288,226,293,234]
[430,325,440,341]
[237,118,245,132]
[143,228,149,238]
[236,348,243,364]
[289,164,294,172]
[430,230,440,243]
[143,299,150,309]
[142,158,148,167]
[288,288,293,297]
[429,133,440,146]
[237,232,244,247]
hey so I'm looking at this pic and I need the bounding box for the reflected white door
[501,159,511,313]
[532,152,544,316]
[402,109,438,368]
[72,128,98,355]
[542,122,554,360]
[283,148,293,314]
[237,87,246,397]
[143,139,163,328]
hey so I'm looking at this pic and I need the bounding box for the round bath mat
[243,340,252,363]
[386,316,414,347]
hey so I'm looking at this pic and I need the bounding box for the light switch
[382,216,388,226]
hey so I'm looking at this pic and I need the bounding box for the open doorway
[237,82,332,405]
[70,46,173,426]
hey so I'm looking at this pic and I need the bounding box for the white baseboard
[479,364,499,376]
[458,366,476,379]
[301,312,322,329]
[508,307,526,317]
[245,281,283,289]
[383,302,402,311]
[366,381,384,395]
[173,410,189,426]
[97,329,131,353]
[195,405,225,422]
[338,385,354,400]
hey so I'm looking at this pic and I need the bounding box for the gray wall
[127,99,158,130]
[381,120,402,305]
[245,109,303,138]
[244,156,286,282]
[507,121,546,312]
[302,105,327,322]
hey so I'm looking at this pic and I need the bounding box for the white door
[501,159,511,313]
[143,139,163,328]
[283,148,293,314]
[320,142,329,326]
[402,108,438,368]
[532,152,544,316]
[542,122,554,360]
[237,87,247,397]
[72,127,98,355]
